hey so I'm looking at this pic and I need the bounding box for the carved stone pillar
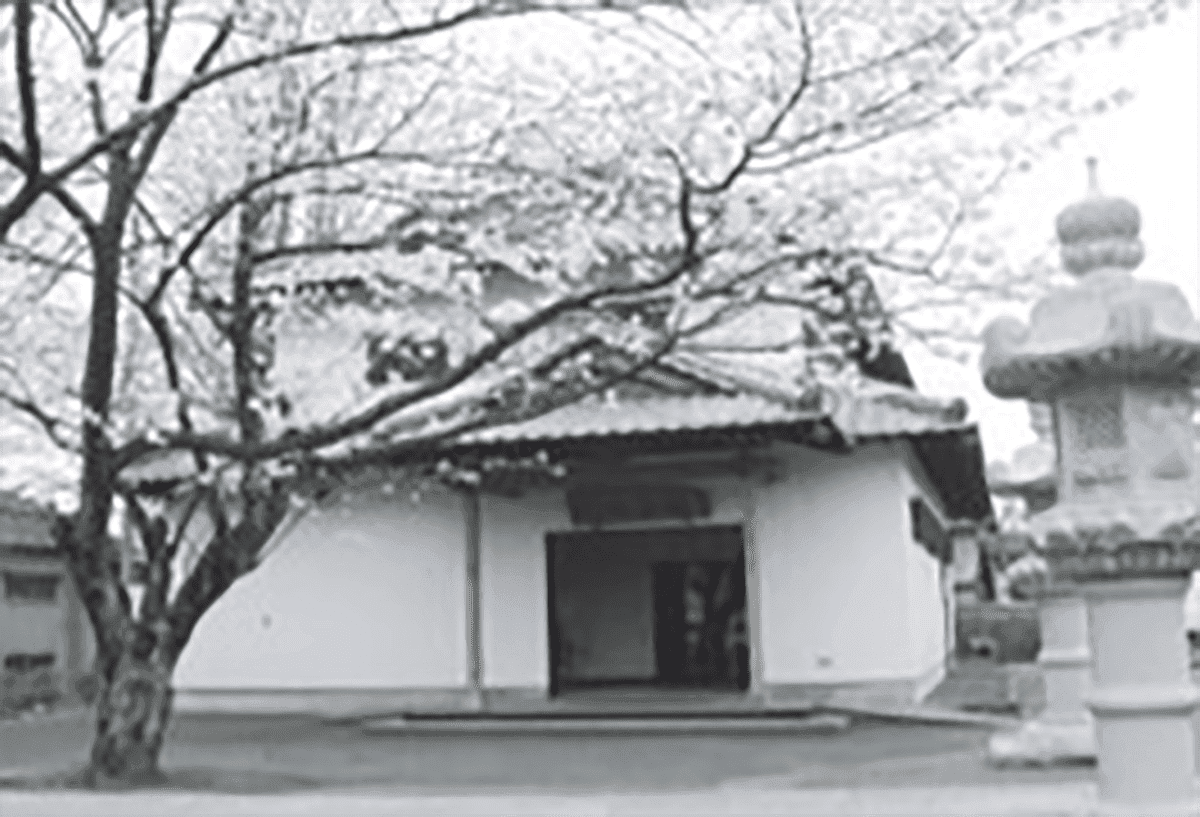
[980,159,1200,811]
[1057,545,1200,809]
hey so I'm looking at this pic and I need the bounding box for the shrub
[75,672,101,704]
[956,601,1041,664]
[1,667,63,715]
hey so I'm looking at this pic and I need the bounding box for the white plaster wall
[1186,572,1200,632]
[174,488,468,689]
[476,450,946,693]
[754,443,915,684]
[478,490,569,689]
[904,532,948,679]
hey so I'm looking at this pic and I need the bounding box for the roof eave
[899,424,995,524]
[435,416,846,464]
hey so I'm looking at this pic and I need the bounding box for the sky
[905,3,1200,468]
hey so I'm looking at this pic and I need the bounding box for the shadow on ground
[0,764,322,795]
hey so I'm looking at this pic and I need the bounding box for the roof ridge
[660,350,814,406]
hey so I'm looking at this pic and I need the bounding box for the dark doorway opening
[653,556,749,689]
[546,526,750,695]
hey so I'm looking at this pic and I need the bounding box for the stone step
[361,712,853,735]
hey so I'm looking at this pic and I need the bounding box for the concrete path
[4,781,1194,817]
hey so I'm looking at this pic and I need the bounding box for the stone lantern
[981,159,1200,809]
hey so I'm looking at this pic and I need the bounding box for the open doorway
[547,526,750,694]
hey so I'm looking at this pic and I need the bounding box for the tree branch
[694,0,812,195]
[127,258,693,464]
[43,0,97,66]
[127,6,229,196]
[120,485,201,625]
[230,196,271,446]
[124,291,202,464]
[146,149,428,308]
[0,3,497,237]
[14,0,41,180]
[61,0,101,63]
[0,389,79,453]
[0,239,92,278]
[136,0,174,103]
[0,140,98,235]
[309,325,685,474]
[86,78,108,134]
[249,236,390,266]
[118,146,708,466]
[163,481,289,664]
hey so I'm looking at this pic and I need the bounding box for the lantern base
[986,718,1097,767]
[1080,788,1200,817]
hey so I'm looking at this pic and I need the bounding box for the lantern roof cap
[980,161,1200,400]
[1054,158,1144,275]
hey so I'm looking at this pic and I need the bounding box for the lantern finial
[1054,160,1143,275]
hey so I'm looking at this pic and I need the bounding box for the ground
[0,662,1121,816]
[2,708,1094,796]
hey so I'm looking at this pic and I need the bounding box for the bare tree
[0,0,1179,784]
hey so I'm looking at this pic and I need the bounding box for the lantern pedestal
[1074,567,1199,810]
[988,584,1095,766]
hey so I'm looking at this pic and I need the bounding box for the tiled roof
[455,381,971,448]
[829,379,970,439]
[457,346,971,447]
[116,349,981,515]
[118,375,972,474]
[459,394,824,445]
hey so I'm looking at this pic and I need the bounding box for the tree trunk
[87,651,175,787]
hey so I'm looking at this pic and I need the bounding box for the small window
[3,652,54,672]
[3,572,60,603]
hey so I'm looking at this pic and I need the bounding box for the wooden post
[464,490,484,711]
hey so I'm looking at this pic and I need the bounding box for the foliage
[956,600,1042,664]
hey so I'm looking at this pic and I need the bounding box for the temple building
[142,348,994,718]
